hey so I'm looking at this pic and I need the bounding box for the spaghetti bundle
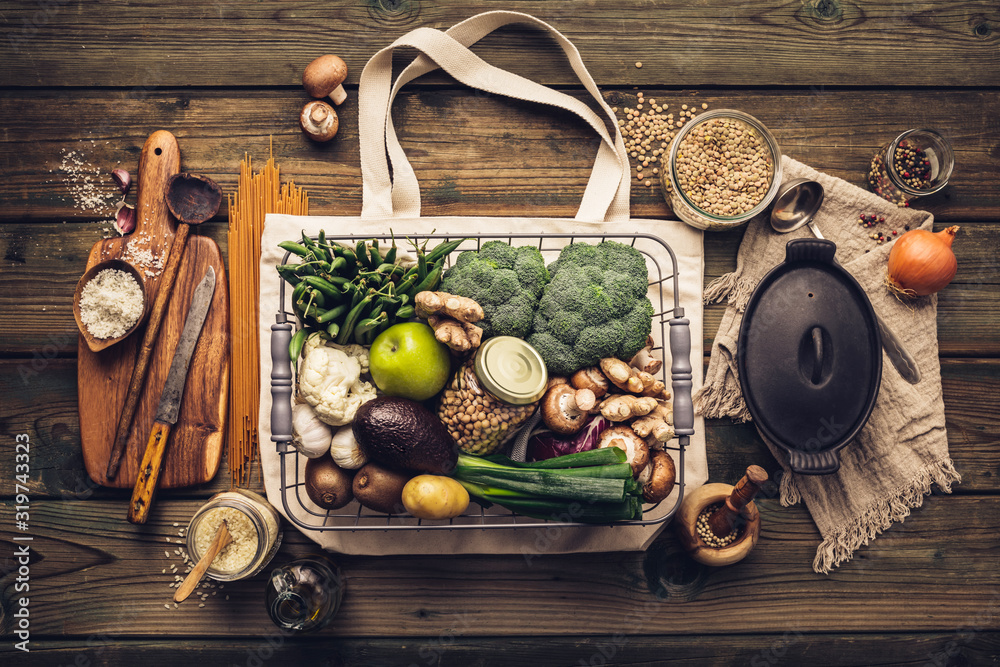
[227,151,308,486]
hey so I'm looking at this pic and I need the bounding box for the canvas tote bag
[259,10,707,555]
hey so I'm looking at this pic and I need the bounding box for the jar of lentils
[186,489,283,582]
[866,128,954,206]
[437,336,548,456]
[660,109,782,231]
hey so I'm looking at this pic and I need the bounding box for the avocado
[353,462,412,514]
[304,456,354,510]
[352,397,458,474]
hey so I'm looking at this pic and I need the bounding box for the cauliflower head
[298,336,377,426]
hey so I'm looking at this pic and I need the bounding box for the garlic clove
[330,425,367,469]
[111,168,131,195]
[114,201,137,235]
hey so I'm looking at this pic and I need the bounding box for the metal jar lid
[473,336,548,405]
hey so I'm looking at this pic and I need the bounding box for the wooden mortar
[675,466,766,566]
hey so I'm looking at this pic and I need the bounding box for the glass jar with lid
[437,336,548,456]
[186,488,283,582]
[866,128,954,206]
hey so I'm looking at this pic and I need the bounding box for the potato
[401,475,470,520]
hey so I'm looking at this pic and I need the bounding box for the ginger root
[629,336,663,375]
[631,399,674,445]
[599,357,667,398]
[599,394,658,422]
[427,314,483,352]
[415,291,484,323]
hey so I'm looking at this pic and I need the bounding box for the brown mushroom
[541,383,593,435]
[641,449,676,503]
[303,54,348,105]
[570,366,609,398]
[300,101,339,142]
[597,425,649,478]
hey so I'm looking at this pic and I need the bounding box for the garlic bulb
[292,403,333,458]
[330,425,367,470]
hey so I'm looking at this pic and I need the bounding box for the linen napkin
[695,156,961,573]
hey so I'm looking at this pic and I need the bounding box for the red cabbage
[526,415,610,462]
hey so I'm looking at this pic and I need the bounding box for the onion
[886,226,960,297]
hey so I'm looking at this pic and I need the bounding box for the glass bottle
[265,556,345,633]
[437,336,548,456]
[185,489,283,582]
[867,128,954,206]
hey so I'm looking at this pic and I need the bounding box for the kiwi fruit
[305,456,355,510]
[353,463,412,514]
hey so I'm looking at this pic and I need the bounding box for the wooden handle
[174,522,231,603]
[106,224,190,480]
[127,421,173,524]
[707,465,768,538]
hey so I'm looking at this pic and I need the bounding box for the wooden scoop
[174,520,231,603]
[73,259,149,352]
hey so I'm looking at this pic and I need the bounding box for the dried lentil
[674,118,773,217]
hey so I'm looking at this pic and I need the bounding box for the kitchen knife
[128,266,216,524]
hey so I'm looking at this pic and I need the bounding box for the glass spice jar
[437,336,548,456]
[186,489,283,582]
[866,128,954,206]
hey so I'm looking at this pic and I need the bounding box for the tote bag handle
[359,10,631,223]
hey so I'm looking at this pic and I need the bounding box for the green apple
[369,322,451,400]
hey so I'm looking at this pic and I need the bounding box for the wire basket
[269,232,695,532]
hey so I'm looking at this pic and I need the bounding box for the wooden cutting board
[78,130,230,489]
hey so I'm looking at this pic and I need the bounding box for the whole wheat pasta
[227,147,308,487]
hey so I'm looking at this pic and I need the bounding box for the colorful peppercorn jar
[437,337,548,455]
[866,129,954,206]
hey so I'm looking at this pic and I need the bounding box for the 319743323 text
[11,433,33,653]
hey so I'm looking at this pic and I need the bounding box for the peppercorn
[696,503,739,548]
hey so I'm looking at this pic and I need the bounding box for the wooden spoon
[73,259,149,353]
[174,520,231,603]
[105,172,222,481]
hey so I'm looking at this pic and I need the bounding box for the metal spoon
[769,178,921,384]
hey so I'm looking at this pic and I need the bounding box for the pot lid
[737,239,882,474]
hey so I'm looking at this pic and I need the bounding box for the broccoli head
[440,241,549,339]
[528,240,653,374]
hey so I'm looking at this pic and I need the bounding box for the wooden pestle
[707,465,769,538]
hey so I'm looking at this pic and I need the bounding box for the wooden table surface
[2,2,999,665]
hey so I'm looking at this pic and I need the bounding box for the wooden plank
[6,633,1000,666]
[0,496,998,637]
[2,220,997,356]
[2,358,997,499]
[0,89,997,222]
[2,1,998,88]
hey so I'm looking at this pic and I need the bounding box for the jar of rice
[186,489,282,581]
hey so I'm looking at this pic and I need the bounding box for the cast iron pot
[737,239,882,475]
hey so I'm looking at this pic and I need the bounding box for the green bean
[383,237,397,266]
[304,287,326,309]
[292,281,307,304]
[335,294,375,345]
[353,313,385,345]
[318,229,326,246]
[317,302,349,324]
[327,256,348,274]
[417,252,428,281]
[289,328,309,363]
[395,305,415,319]
[356,240,372,268]
[276,264,302,286]
[369,242,383,267]
[412,263,443,293]
[325,322,340,339]
[426,238,467,263]
[302,276,343,300]
[278,241,310,258]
